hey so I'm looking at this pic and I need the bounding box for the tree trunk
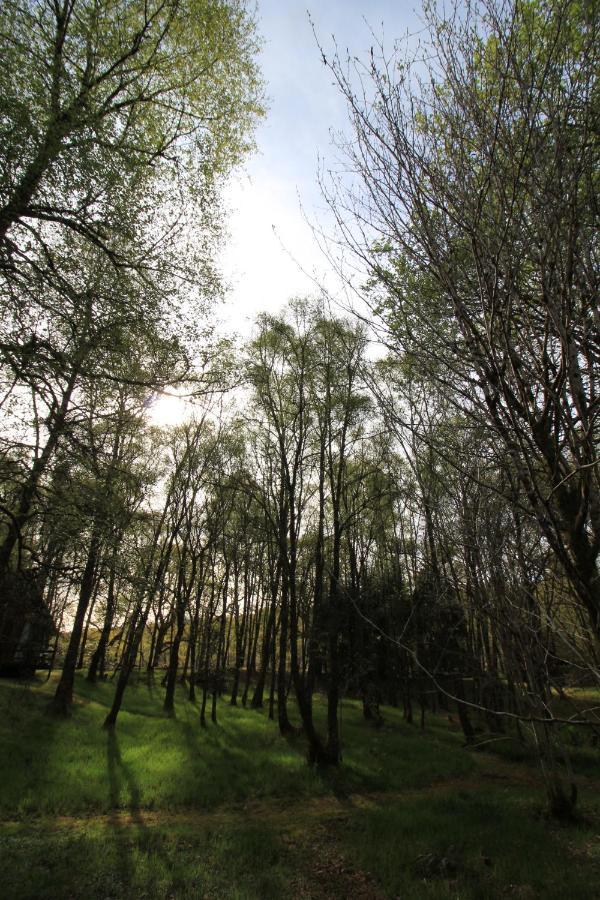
[87,565,117,683]
[50,530,101,714]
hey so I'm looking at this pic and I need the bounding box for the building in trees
[0,571,54,676]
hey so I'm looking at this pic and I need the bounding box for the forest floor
[1,675,599,899]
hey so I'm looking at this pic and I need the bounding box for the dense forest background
[0,0,598,846]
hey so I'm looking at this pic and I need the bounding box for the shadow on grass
[314,761,356,804]
[76,674,176,719]
[340,786,600,900]
[106,729,169,892]
[0,677,63,815]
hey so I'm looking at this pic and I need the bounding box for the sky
[219,0,423,331]
[153,0,422,425]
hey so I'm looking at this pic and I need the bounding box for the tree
[0,239,182,572]
[323,0,600,641]
[49,383,156,713]
[0,0,264,573]
[0,0,263,251]
[247,301,370,763]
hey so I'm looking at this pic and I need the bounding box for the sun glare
[147,390,190,427]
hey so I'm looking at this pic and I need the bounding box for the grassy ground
[0,675,599,899]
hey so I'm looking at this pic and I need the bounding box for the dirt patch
[284,822,386,899]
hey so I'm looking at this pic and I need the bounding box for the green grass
[341,787,600,899]
[0,817,289,900]
[0,675,319,816]
[0,674,599,898]
[0,675,475,817]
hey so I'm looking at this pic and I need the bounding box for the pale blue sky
[220,0,423,330]
[156,2,422,423]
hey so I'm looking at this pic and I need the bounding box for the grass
[0,676,318,816]
[0,674,599,898]
[0,817,290,900]
[0,675,475,817]
[342,787,600,899]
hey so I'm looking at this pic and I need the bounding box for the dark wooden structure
[0,571,54,676]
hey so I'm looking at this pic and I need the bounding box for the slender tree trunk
[87,565,117,683]
[325,526,343,763]
[229,560,242,705]
[242,592,263,706]
[200,613,213,728]
[50,529,101,714]
[277,578,294,736]
[77,576,101,669]
[163,612,185,714]
[252,561,279,709]
[103,600,150,728]
[211,565,229,724]
[268,610,277,721]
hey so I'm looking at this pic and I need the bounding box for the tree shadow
[0,677,65,814]
[314,761,356,805]
[106,729,163,892]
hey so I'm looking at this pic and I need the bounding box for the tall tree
[0,0,264,573]
[322,0,600,639]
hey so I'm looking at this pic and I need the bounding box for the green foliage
[0,0,265,211]
[0,0,265,396]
